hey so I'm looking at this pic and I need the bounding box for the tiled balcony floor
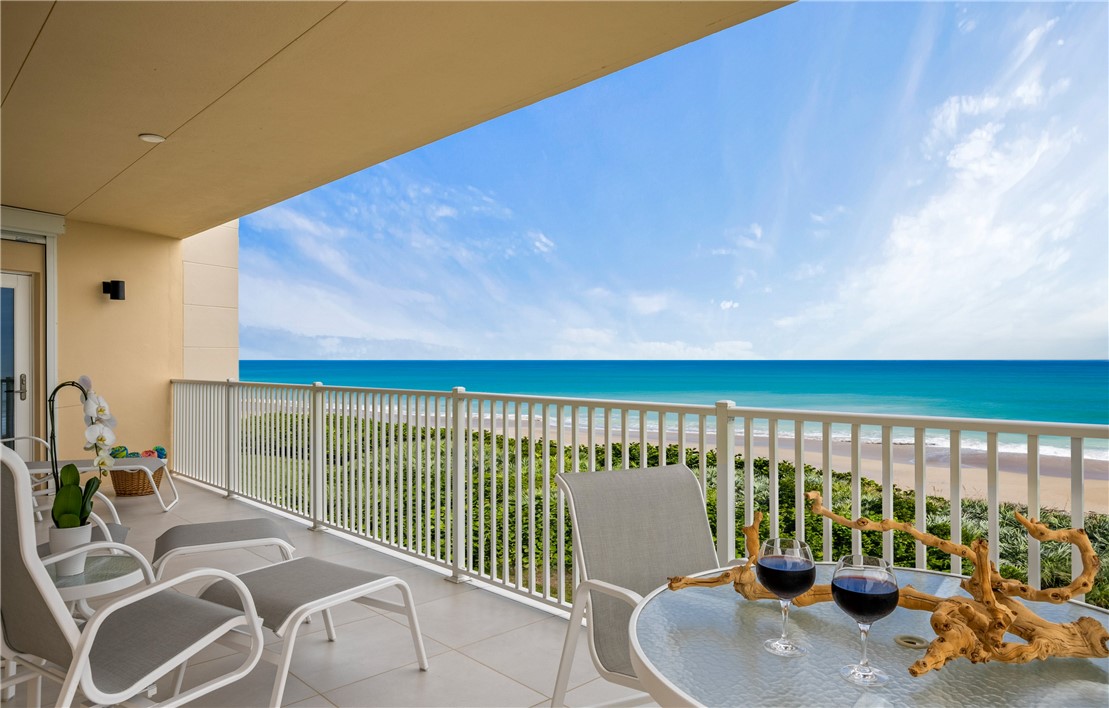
[19,477,651,707]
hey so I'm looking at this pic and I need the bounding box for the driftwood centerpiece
[668,491,1108,676]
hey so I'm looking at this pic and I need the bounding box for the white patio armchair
[551,464,724,707]
[0,445,265,706]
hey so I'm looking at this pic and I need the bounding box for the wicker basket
[110,467,164,497]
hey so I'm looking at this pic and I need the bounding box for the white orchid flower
[83,392,112,422]
[84,423,116,449]
[94,453,115,472]
[78,375,93,391]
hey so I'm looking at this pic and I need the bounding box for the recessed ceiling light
[138,133,166,143]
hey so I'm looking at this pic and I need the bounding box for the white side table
[46,554,146,617]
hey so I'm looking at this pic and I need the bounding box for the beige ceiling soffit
[1,0,792,239]
[0,0,52,102]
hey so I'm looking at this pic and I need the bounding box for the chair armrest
[67,569,264,703]
[1,435,50,451]
[91,490,123,525]
[578,578,644,607]
[86,512,117,552]
[40,541,156,583]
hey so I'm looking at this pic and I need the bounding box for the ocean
[239,360,1109,460]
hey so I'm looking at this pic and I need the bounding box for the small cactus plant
[51,463,100,528]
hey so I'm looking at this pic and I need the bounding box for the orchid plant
[46,375,118,529]
[47,375,117,488]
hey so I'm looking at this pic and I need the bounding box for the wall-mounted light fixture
[102,280,126,301]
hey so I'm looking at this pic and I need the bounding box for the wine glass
[755,538,815,656]
[831,555,900,686]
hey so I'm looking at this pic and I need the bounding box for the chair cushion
[200,557,389,634]
[87,590,244,695]
[153,518,291,564]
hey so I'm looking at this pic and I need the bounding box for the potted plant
[48,463,101,576]
[45,376,117,576]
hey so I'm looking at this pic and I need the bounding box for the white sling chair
[0,446,265,707]
[551,464,722,707]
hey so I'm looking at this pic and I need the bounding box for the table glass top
[47,554,143,589]
[635,565,1109,707]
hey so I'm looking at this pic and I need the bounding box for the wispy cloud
[774,10,1107,358]
[809,206,847,224]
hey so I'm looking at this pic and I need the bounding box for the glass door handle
[17,373,27,401]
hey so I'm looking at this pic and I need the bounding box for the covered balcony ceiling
[1,0,787,239]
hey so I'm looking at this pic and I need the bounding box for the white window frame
[1,206,65,394]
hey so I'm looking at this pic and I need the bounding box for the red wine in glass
[757,555,817,600]
[756,539,815,656]
[832,555,900,686]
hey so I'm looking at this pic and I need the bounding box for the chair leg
[2,657,14,702]
[395,582,429,670]
[269,621,302,708]
[27,676,41,708]
[322,610,337,642]
[551,592,590,708]
[172,662,188,696]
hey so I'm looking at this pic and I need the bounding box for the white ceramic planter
[48,524,93,576]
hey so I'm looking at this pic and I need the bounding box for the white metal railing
[171,379,1109,608]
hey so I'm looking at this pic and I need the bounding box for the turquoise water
[239,360,1109,459]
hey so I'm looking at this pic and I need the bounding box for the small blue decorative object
[110,445,129,459]
[153,445,167,459]
[125,452,141,458]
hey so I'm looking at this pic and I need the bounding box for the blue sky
[240,1,1108,360]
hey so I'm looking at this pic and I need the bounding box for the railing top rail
[171,379,1109,439]
[171,378,451,398]
[723,404,1109,438]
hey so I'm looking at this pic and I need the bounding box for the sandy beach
[736,435,1108,515]
[519,416,1109,515]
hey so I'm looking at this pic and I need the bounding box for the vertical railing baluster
[477,398,486,575]
[660,411,668,467]
[822,422,832,563]
[227,381,238,497]
[987,431,1000,568]
[490,400,500,580]
[620,408,630,470]
[1070,437,1084,598]
[408,395,415,549]
[557,404,566,603]
[743,416,753,528]
[1027,435,1041,590]
[543,403,552,600]
[950,430,963,574]
[638,409,647,468]
[310,382,324,530]
[914,427,926,569]
[768,418,779,538]
[514,401,523,590]
[794,419,805,541]
[528,403,537,594]
[503,402,511,582]
[882,425,894,565]
[715,401,736,563]
[851,423,862,556]
[450,387,467,582]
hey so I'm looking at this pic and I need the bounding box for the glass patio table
[47,554,146,618]
[629,564,1109,707]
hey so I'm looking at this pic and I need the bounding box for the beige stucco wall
[182,220,239,380]
[54,220,184,459]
